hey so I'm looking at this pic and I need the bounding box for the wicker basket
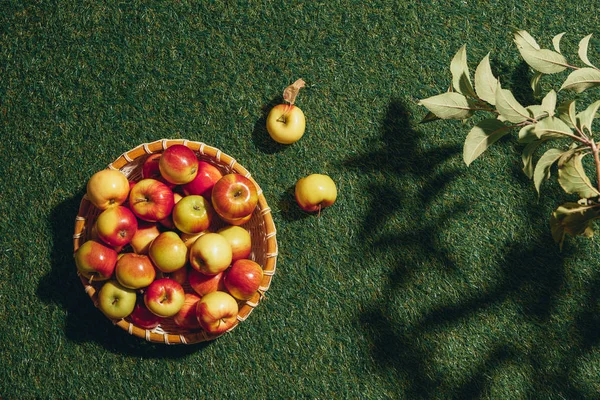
[73,139,278,344]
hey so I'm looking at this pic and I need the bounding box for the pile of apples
[74,144,265,336]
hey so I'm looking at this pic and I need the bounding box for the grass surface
[2,1,600,398]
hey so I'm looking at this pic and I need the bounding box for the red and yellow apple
[97,280,137,320]
[129,221,161,254]
[266,104,306,144]
[158,192,183,230]
[115,253,156,289]
[196,291,239,335]
[167,264,189,286]
[217,225,252,261]
[223,259,263,301]
[148,231,188,273]
[144,278,186,317]
[211,174,258,221]
[173,293,202,329]
[86,169,130,210]
[188,268,225,297]
[182,160,223,198]
[172,195,214,234]
[158,144,199,185]
[74,240,118,282]
[129,301,162,330]
[129,179,175,222]
[189,232,232,275]
[295,174,337,213]
[95,205,138,248]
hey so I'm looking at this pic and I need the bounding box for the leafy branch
[418,30,600,248]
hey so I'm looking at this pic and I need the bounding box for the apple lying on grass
[98,280,137,320]
[266,79,306,144]
[86,169,130,210]
[159,144,199,185]
[295,173,337,214]
[75,240,118,282]
[196,291,239,335]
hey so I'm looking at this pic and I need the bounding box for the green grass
[2,1,600,398]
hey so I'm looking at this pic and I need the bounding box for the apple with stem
[172,195,214,234]
[217,225,252,262]
[148,231,188,273]
[86,169,130,210]
[74,240,118,282]
[182,160,223,198]
[189,232,232,275]
[95,205,138,248]
[188,268,225,297]
[196,291,239,335]
[97,280,137,320]
[224,259,264,301]
[173,293,202,329]
[158,144,199,185]
[211,174,258,220]
[144,278,186,318]
[115,253,156,289]
[266,79,306,144]
[295,174,337,214]
[129,179,175,222]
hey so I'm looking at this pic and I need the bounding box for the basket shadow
[348,98,597,397]
[38,194,209,357]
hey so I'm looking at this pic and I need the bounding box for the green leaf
[517,47,568,74]
[557,100,577,128]
[541,90,557,117]
[552,32,566,53]
[518,124,537,144]
[522,139,546,179]
[531,72,543,97]
[495,82,530,123]
[560,68,600,93]
[557,152,600,198]
[550,202,600,249]
[533,148,564,195]
[534,116,574,140]
[576,100,600,134]
[526,105,546,121]
[450,45,477,98]
[463,119,510,166]
[474,53,497,105]
[578,34,596,68]
[513,30,540,51]
[418,92,475,120]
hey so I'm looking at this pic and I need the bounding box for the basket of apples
[73,139,278,344]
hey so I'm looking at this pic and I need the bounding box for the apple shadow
[38,194,211,357]
[251,95,291,155]
[277,183,312,223]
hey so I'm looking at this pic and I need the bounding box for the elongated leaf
[474,53,497,105]
[451,45,477,97]
[578,34,596,68]
[495,82,530,123]
[518,124,537,144]
[560,68,600,93]
[557,100,577,128]
[541,90,557,116]
[576,100,600,134]
[463,119,510,166]
[531,71,543,97]
[533,148,565,194]
[522,139,546,179]
[518,47,568,74]
[526,105,546,121]
[550,202,600,248]
[418,92,475,120]
[553,32,566,53]
[534,116,574,140]
[558,152,600,198]
[513,30,540,51]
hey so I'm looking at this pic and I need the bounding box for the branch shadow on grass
[347,98,599,398]
[38,193,209,358]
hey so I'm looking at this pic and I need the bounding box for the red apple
[115,253,156,289]
[129,179,175,222]
[218,213,253,227]
[189,232,232,275]
[129,301,162,330]
[158,144,199,185]
[173,293,202,329]
[158,192,182,230]
[182,161,223,198]
[196,291,239,335]
[211,174,258,220]
[95,205,138,248]
[144,278,186,317]
[167,264,189,286]
[172,195,214,234]
[217,225,252,261]
[188,268,225,297]
[86,169,130,210]
[142,153,176,188]
[129,221,161,255]
[223,259,264,300]
[74,240,118,282]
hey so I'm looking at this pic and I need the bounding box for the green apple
[172,195,214,234]
[148,231,188,273]
[97,280,137,320]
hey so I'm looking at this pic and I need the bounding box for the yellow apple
[189,233,232,275]
[266,104,306,144]
[295,174,337,213]
[86,169,130,210]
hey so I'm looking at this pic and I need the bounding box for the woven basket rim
[73,139,278,344]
